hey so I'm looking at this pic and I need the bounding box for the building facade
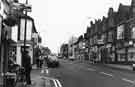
[86,0,135,64]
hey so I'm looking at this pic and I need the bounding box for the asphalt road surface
[48,59,135,87]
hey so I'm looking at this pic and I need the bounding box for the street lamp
[20,17,33,65]
[23,0,28,52]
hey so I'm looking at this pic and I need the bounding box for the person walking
[22,50,32,85]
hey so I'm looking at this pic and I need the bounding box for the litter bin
[133,64,135,71]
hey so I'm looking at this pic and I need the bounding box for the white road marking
[53,79,63,87]
[87,68,96,71]
[122,78,135,84]
[100,72,113,77]
[41,76,62,87]
[53,79,58,87]
[56,79,62,87]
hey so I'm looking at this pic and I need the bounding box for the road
[48,59,135,87]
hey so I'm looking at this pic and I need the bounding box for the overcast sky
[26,0,131,53]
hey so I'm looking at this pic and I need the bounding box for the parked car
[69,56,75,61]
[57,55,63,59]
[46,55,59,68]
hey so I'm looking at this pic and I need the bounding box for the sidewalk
[75,60,134,71]
[103,64,133,71]
[15,65,46,87]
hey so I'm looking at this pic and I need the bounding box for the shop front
[127,47,135,62]
[106,44,115,63]
[116,48,126,63]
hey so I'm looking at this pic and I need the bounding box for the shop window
[128,52,135,62]
[118,54,125,62]
[8,47,17,62]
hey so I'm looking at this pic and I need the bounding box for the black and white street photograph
[1,0,135,87]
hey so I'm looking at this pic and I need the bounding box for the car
[69,56,75,61]
[46,55,59,68]
[57,55,63,59]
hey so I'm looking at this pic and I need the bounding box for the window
[117,25,124,40]
[131,27,135,39]
[108,31,113,42]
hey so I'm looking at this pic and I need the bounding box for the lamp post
[23,0,28,52]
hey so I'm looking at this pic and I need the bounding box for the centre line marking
[122,78,135,84]
[100,72,113,77]
[87,68,96,71]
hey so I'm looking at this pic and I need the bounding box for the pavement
[14,65,48,87]
[104,64,133,71]
[72,59,134,71]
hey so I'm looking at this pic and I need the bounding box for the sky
[24,0,131,53]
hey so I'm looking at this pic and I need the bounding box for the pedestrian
[22,50,32,85]
[39,55,43,68]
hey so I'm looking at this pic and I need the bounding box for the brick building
[86,0,135,64]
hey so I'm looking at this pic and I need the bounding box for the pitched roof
[117,3,130,22]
